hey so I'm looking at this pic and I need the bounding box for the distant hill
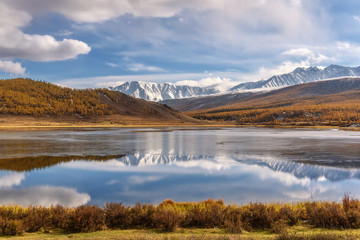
[0,78,199,125]
[230,64,360,91]
[161,92,256,112]
[110,81,219,101]
[186,77,360,127]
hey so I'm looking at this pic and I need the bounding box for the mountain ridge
[110,81,219,101]
[230,64,360,91]
[111,65,360,102]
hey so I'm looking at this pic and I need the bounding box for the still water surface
[0,127,360,207]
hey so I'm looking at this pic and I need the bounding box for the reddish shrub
[67,205,105,233]
[184,205,206,227]
[224,207,242,233]
[129,203,156,228]
[104,203,130,229]
[276,206,298,226]
[241,203,276,230]
[153,207,184,231]
[22,206,51,232]
[0,218,24,236]
[50,205,70,229]
[305,202,348,229]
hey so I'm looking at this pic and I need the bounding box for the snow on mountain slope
[231,64,360,91]
[110,81,219,101]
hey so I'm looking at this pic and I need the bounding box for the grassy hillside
[187,78,360,127]
[0,78,199,126]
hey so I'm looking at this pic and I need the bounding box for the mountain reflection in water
[0,127,359,206]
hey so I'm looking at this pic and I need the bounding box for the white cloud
[0,173,25,188]
[0,2,90,74]
[0,186,90,207]
[128,63,165,72]
[282,48,313,57]
[336,41,351,50]
[128,175,163,185]
[106,62,118,68]
[354,15,360,23]
[176,77,234,92]
[256,60,310,80]
[0,60,25,75]
[4,0,222,23]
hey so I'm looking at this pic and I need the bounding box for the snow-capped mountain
[230,64,360,91]
[110,81,219,101]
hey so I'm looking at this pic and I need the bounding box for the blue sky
[1,0,360,89]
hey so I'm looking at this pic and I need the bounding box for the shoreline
[0,123,358,131]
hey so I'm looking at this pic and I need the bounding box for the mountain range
[109,81,218,101]
[110,65,360,101]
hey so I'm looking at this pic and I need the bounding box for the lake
[0,127,360,207]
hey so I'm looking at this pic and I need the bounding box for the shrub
[271,219,288,234]
[343,194,360,228]
[224,207,242,233]
[241,203,276,231]
[67,205,105,233]
[0,219,24,236]
[49,205,70,229]
[203,199,225,228]
[276,206,298,226]
[153,207,184,231]
[104,203,130,229]
[129,203,156,228]
[305,202,348,229]
[22,206,51,232]
[184,205,206,228]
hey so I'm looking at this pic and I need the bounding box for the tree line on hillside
[0,79,115,116]
[190,98,360,127]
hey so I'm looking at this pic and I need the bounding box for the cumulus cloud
[0,2,90,74]
[0,60,25,75]
[0,186,90,207]
[0,173,25,188]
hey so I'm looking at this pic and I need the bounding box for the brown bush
[49,205,70,229]
[22,206,51,232]
[129,203,156,228]
[343,194,360,228]
[276,206,298,226]
[271,219,288,234]
[184,205,206,227]
[0,219,24,236]
[153,207,184,231]
[67,205,105,233]
[203,199,225,228]
[104,203,130,229]
[305,202,348,229]
[241,203,276,230]
[0,207,25,221]
[224,207,242,233]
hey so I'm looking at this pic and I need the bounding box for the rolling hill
[0,78,200,126]
[185,77,360,127]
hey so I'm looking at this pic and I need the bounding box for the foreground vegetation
[2,195,360,239]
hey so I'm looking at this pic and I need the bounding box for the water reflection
[0,127,359,206]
